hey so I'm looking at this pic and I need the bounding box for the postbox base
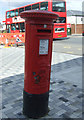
[23,90,49,118]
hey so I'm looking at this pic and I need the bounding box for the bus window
[11,23,16,31]
[40,2,48,10]
[53,17,66,23]
[25,6,31,11]
[55,28,65,33]
[7,11,10,18]
[7,24,10,33]
[52,2,65,12]
[32,3,39,10]
[19,7,24,14]
[10,10,15,17]
[16,23,19,30]
[15,9,18,16]
[20,23,25,32]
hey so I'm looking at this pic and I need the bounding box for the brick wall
[71,24,83,34]
[76,24,82,34]
[71,24,75,34]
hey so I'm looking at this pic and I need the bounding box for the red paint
[5,0,67,39]
[53,23,67,38]
[6,18,12,24]
[20,10,58,94]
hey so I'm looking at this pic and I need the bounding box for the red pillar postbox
[20,10,58,118]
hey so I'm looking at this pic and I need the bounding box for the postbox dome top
[20,10,59,21]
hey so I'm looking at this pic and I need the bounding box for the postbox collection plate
[39,39,49,55]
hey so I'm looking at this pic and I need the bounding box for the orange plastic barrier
[0,33,25,45]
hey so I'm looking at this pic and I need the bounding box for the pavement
[0,46,84,119]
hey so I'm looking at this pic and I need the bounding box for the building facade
[67,10,84,34]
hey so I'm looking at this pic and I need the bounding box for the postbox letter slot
[37,29,51,33]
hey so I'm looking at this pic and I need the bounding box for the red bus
[5,0,67,42]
